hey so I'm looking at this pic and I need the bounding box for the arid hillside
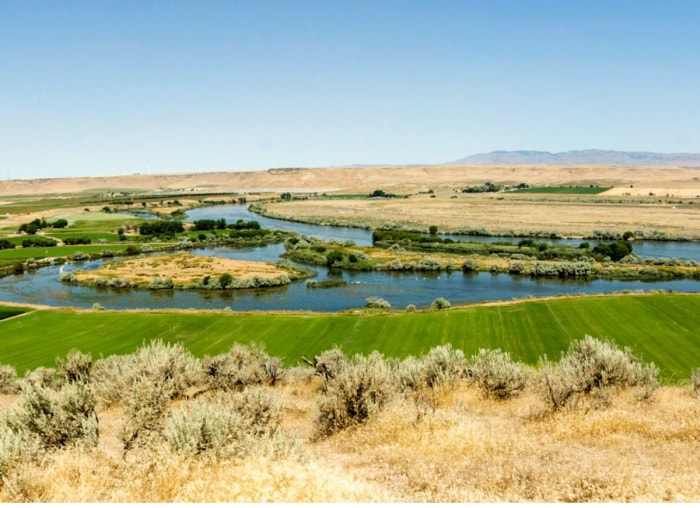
[2,164,699,197]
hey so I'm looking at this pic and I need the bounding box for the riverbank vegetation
[0,334,698,501]
[252,192,700,240]
[282,233,699,282]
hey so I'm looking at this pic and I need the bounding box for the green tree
[219,273,233,289]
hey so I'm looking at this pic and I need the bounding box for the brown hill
[1,164,699,197]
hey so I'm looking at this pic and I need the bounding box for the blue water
[0,204,696,311]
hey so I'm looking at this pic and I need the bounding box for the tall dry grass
[1,382,699,501]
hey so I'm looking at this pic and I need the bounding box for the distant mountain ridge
[450,150,700,167]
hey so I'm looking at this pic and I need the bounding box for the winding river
[0,204,698,311]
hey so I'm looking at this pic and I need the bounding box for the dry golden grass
[3,165,697,238]
[264,195,700,237]
[2,164,699,197]
[73,253,289,286]
[2,380,699,502]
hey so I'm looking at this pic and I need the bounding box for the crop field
[1,293,698,382]
[510,186,612,194]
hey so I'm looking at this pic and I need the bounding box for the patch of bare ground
[263,195,700,237]
[1,383,699,501]
[72,253,290,287]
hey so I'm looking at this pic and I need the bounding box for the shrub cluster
[62,237,92,245]
[316,351,397,437]
[365,296,391,309]
[21,236,57,248]
[536,335,660,411]
[467,349,530,399]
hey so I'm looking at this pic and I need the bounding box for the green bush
[166,387,284,459]
[430,297,451,310]
[461,259,479,273]
[219,273,233,289]
[365,296,391,309]
[468,349,530,399]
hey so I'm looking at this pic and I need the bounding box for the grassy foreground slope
[1,294,698,382]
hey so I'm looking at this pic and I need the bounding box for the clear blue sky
[2,0,699,179]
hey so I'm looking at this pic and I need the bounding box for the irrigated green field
[1,294,698,382]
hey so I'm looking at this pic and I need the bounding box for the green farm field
[1,293,698,382]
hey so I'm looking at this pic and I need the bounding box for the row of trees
[17,218,68,235]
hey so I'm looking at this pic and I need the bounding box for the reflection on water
[1,256,698,312]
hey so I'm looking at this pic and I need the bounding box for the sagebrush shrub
[166,387,282,458]
[537,336,660,410]
[55,349,92,386]
[21,367,56,389]
[398,344,467,391]
[0,364,20,394]
[92,339,202,406]
[310,347,348,383]
[5,382,98,451]
[119,375,174,451]
[467,348,530,399]
[316,351,397,437]
[0,422,32,476]
[203,342,282,391]
[691,368,700,398]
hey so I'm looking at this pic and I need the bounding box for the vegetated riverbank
[282,232,700,282]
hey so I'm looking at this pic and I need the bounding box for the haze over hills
[450,150,700,167]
